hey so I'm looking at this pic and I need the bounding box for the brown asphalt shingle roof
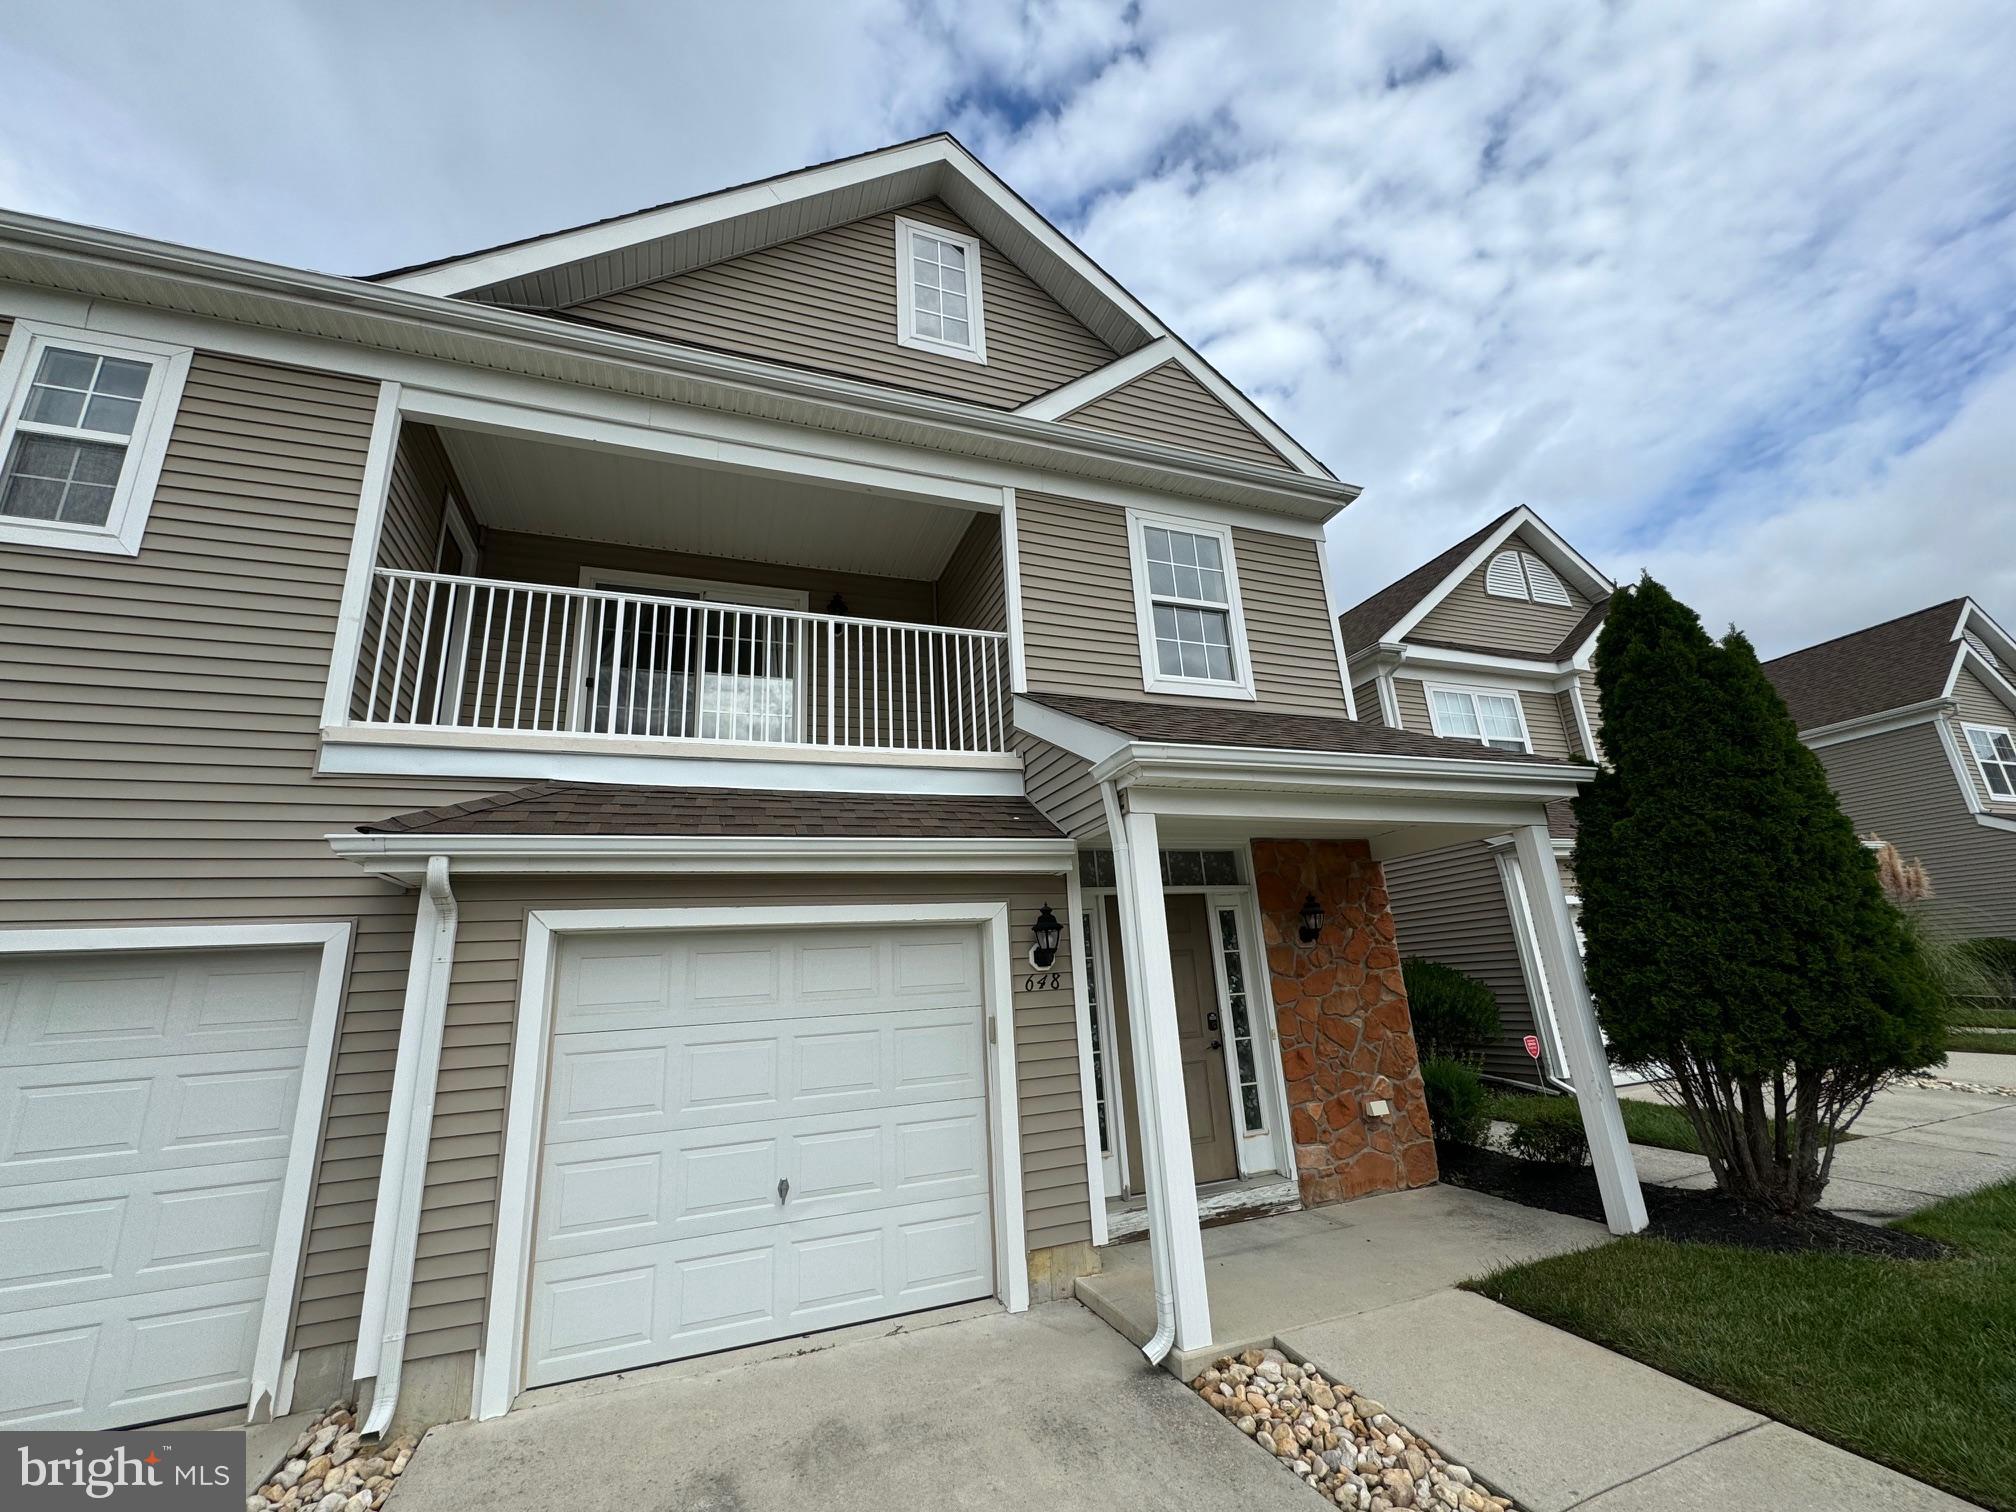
[1761,600,1965,731]
[1023,692,1579,766]
[359,784,1064,838]
[1335,508,1518,658]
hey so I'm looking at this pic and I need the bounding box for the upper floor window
[0,321,192,556]
[1427,683,1531,753]
[895,216,987,364]
[1127,510,1256,700]
[1484,548,1572,606]
[1964,724,2016,801]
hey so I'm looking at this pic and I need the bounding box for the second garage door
[524,923,996,1388]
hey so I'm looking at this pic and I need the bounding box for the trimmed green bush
[1421,1056,1489,1145]
[1403,958,1500,1062]
[1498,1095,1590,1166]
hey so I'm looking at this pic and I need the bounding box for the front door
[1108,893,1241,1189]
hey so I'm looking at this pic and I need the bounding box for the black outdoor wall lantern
[1030,903,1063,969]
[1298,893,1324,945]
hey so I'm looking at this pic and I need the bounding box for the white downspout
[359,855,459,1438]
[1099,781,1175,1365]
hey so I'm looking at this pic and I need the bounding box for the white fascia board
[1385,506,1611,645]
[1799,698,1951,749]
[327,833,1076,884]
[0,219,1350,521]
[1010,697,1134,766]
[1377,641,1582,684]
[1017,338,1179,420]
[1091,743,1591,810]
[1959,598,2016,672]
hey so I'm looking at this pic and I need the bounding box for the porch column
[1104,797,1212,1353]
[1511,823,1649,1235]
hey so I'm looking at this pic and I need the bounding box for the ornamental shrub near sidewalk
[1573,577,1945,1212]
[1420,1056,1489,1145]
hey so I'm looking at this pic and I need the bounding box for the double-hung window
[895,216,987,363]
[1128,511,1255,699]
[0,322,192,555]
[1427,684,1531,752]
[1964,725,2016,801]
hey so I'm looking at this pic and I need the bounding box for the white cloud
[1,1,2011,653]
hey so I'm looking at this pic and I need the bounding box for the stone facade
[1251,838,1438,1205]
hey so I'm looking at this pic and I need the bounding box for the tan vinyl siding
[1352,680,1380,723]
[1014,491,1346,715]
[1061,361,1292,472]
[566,200,1114,410]
[1384,842,1549,1088]
[1015,732,1105,837]
[412,872,1088,1363]
[1815,724,2016,937]
[1409,532,1594,654]
[1393,676,1431,735]
[0,338,509,1356]
[935,511,1007,633]
[1951,666,2016,811]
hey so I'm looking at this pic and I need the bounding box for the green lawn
[1953,1005,2016,1029]
[1482,1091,1857,1157]
[1949,1029,2016,1055]
[1465,1180,2016,1509]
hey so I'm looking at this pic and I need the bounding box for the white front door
[523,923,995,1389]
[0,947,318,1429]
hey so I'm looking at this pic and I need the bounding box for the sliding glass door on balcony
[574,577,807,743]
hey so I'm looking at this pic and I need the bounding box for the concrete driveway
[390,1302,1318,1512]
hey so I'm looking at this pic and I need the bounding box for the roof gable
[1059,359,1292,471]
[561,199,1115,410]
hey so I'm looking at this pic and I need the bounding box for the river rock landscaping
[249,1403,417,1512]
[1194,1348,1515,1511]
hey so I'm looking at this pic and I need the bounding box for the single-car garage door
[524,923,995,1388]
[0,947,319,1429]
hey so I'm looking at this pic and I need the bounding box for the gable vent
[1485,550,1530,599]
[1521,553,1573,606]
[1964,628,2009,675]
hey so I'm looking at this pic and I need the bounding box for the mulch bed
[1437,1142,1952,1261]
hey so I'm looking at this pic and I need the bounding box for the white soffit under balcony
[438,425,980,580]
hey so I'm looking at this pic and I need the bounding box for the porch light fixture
[1298,893,1324,945]
[1030,904,1063,969]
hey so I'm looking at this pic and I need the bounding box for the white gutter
[1099,780,1175,1365]
[0,210,1353,520]
[358,856,460,1439]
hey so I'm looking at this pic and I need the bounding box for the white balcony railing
[353,569,1012,754]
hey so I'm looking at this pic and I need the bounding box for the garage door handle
[777,1178,789,1203]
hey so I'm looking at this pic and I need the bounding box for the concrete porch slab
[1072,1184,1606,1377]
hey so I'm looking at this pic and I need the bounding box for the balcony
[352,568,1011,755]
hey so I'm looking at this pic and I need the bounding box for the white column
[1512,823,1648,1235]
[1105,797,1212,1352]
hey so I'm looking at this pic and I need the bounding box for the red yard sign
[1523,1034,1542,1061]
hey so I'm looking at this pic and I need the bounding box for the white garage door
[0,947,318,1429]
[524,923,995,1389]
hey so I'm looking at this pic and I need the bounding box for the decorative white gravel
[248,1404,416,1512]
[1194,1349,1518,1512]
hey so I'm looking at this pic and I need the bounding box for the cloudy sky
[4,1,2012,655]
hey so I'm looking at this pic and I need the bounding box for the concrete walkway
[1620,1075,2016,1220]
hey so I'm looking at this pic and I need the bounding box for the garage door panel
[535,1100,988,1260]
[0,1050,304,1188]
[524,1194,991,1388]
[553,926,983,1036]
[542,1009,984,1147]
[0,948,316,1067]
[524,925,995,1391]
[0,947,316,1430]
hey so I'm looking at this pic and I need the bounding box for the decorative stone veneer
[1251,838,1438,1206]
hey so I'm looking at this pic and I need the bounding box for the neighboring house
[1763,599,2016,940]
[1337,507,1622,1090]
[0,136,1643,1433]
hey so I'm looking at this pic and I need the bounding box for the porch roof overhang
[1015,693,1593,860]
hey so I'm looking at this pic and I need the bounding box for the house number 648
[1022,971,1062,992]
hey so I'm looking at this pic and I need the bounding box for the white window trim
[0,319,192,555]
[1126,507,1258,702]
[1962,722,2016,803]
[1424,680,1534,753]
[894,215,988,365]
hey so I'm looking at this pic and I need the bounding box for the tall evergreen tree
[1575,576,1944,1210]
